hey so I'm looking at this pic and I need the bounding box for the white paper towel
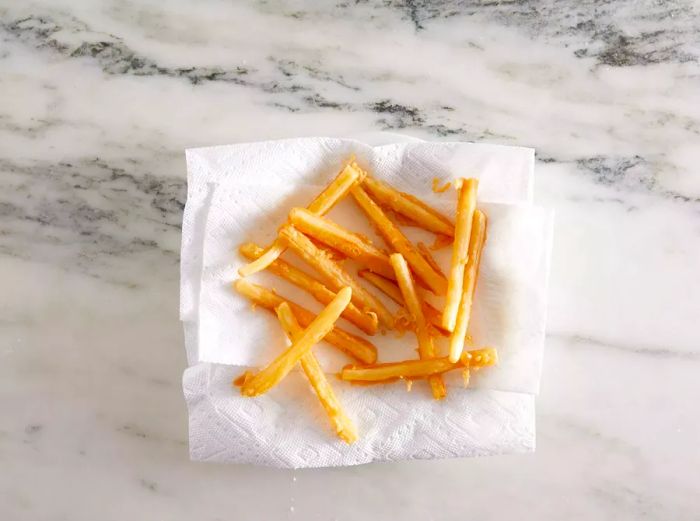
[183,364,535,467]
[180,136,552,468]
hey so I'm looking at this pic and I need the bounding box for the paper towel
[181,136,552,467]
[183,364,535,467]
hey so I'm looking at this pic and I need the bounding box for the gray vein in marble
[0,13,489,139]
[139,479,159,493]
[5,8,698,206]
[3,15,253,86]
[355,0,700,65]
[538,155,700,206]
[24,424,43,435]
[117,423,187,447]
[0,157,184,285]
[549,332,700,361]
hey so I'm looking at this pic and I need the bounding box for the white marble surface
[1,1,699,519]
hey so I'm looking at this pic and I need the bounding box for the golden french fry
[358,269,443,330]
[233,371,253,387]
[449,209,487,363]
[358,269,404,304]
[343,358,454,383]
[240,287,352,397]
[238,240,286,278]
[390,253,446,400]
[234,279,377,364]
[357,270,448,336]
[386,209,420,228]
[421,301,450,337]
[307,161,366,214]
[239,242,378,335]
[351,185,447,295]
[443,178,479,334]
[238,162,365,277]
[400,191,455,233]
[432,178,451,193]
[288,207,394,279]
[363,177,455,237]
[278,224,394,328]
[417,242,446,279]
[340,348,498,383]
[275,302,358,444]
[430,234,453,250]
[308,237,346,262]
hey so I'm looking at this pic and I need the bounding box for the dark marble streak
[139,479,159,493]
[117,423,187,446]
[355,0,700,65]
[2,15,252,86]
[272,58,360,91]
[2,14,357,94]
[0,157,185,286]
[24,424,43,435]
[0,13,481,138]
[536,155,700,206]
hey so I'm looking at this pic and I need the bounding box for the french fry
[278,224,394,328]
[351,185,447,295]
[443,178,479,334]
[390,253,446,400]
[239,242,378,335]
[307,161,366,214]
[308,237,346,262]
[417,242,446,279]
[430,234,453,250]
[386,209,420,228]
[275,303,358,444]
[344,358,454,383]
[340,348,498,383]
[288,207,394,279]
[358,269,403,304]
[432,178,451,193]
[240,287,352,397]
[449,209,487,363]
[363,177,455,236]
[400,191,455,233]
[238,240,286,278]
[358,270,448,336]
[238,162,365,277]
[421,302,450,337]
[234,279,377,364]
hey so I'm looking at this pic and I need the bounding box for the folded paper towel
[181,136,552,467]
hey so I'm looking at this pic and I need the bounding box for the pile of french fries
[232,160,497,444]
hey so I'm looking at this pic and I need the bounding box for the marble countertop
[1,1,699,519]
